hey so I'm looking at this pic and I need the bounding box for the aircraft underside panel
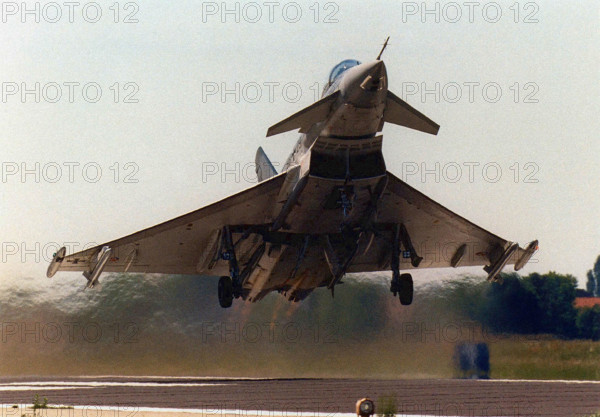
[242,241,331,302]
[281,174,387,234]
[349,172,530,272]
[224,169,533,302]
[51,169,532,303]
[53,173,287,275]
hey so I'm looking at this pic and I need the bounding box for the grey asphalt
[0,377,599,417]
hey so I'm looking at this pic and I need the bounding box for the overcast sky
[1,0,598,287]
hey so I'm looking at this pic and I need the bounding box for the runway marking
[0,386,95,391]
[481,378,600,384]
[7,376,600,383]
[0,381,230,390]
[6,405,467,417]
[3,378,599,392]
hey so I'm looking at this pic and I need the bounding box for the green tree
[476,274,539,334]
[522,272,578,338]
[586,255,600,297]
[576,306,600,340]
[595,255,600,296]
[587,270,596,296]
[465,273,579,337]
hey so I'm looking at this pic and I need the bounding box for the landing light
[356,398,375,417]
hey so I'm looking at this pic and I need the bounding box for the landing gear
[390,272,413,305]
[389,223,418,306]
[218,276,233,308]
[398,273,413,305]
[217,225,240,308]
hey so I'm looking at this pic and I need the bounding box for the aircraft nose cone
[339,60,388,108]
[365,60,386,80]
[359,60,387,92]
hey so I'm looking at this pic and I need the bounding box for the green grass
[377,395,397,417]
[489,337,600,380]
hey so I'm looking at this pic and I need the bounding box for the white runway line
[481,378,600,384]
[0,381,230,390]
[0,386,96,391]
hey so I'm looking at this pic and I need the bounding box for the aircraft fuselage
[242,61,392,302]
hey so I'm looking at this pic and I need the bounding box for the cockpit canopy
[328,59,361,84]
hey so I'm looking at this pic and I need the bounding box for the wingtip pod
[514,240,539,271]
[46,246,66,278]
[484,240,539,282]
[83,245,112,289]
[484,242,519,283]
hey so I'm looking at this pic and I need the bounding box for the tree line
[586,255,600,297]
[471,272,599,339]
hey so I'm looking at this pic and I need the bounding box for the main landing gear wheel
[218,276,233,308]
[399,273,413,306]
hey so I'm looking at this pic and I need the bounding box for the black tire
[218,276,233,308]
[399,273,413,305]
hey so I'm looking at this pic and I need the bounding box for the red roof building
[574,297,600,309]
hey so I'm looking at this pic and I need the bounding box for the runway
[0,377,599,417]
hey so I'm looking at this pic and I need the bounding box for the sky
[0,0,599,287]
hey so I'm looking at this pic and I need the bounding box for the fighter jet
[48,41,538,308]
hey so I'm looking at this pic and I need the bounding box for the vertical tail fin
[255,146,278,182]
